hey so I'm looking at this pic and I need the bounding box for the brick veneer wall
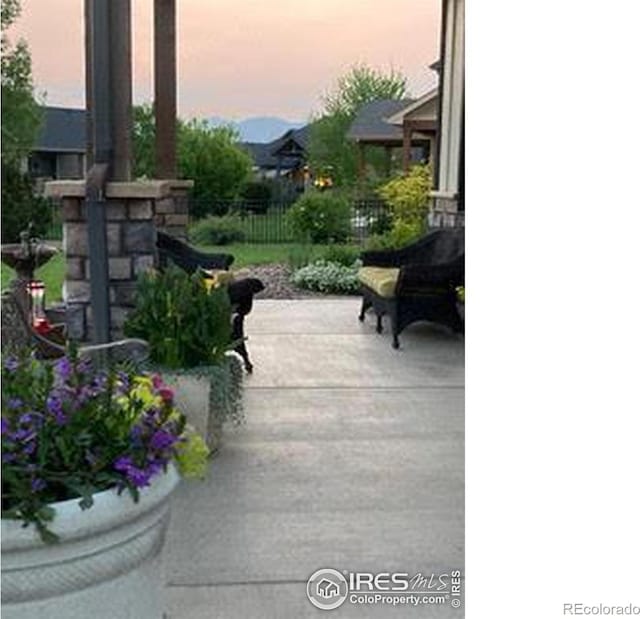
[61,196,158,341]
[46,180,194,342]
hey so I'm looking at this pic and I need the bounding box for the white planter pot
[164,371,223,452]
[163,355,244,454]
[1,465,181,619]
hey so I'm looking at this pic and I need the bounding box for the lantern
[26,280,51,334]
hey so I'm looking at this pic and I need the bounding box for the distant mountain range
[207,116,305,144]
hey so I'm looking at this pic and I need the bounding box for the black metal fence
[189,198,393,245]
[42,196,463,244]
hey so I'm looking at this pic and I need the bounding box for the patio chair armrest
[397,259,464,294]
[360,247,405,268]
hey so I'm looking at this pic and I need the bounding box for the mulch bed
[231,263,325,300]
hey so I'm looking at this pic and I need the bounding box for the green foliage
[308,64,408,187]
[240,180,272,210]
[124,266,233,369]
[1,165,52,242]
[1,0,42,167]
[321,244,361,267]
[133,105,253,218]
[322,64,408,117]
[285,192,351,244]
[291,259,361,294]
[188,215,246,246]
[1,353,208,541]
[368,164,433,249]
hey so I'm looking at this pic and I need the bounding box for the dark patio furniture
[357,228,464,348]
[156,232,264,372]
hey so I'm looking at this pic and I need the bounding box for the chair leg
[376,314,383,334]
[358,297,371,322]
[390,303,400,349]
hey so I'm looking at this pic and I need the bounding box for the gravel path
[231,263,326,299]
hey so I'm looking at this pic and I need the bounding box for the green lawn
[1,242,361,301]
[1,254,66,302]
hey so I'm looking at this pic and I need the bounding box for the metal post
[110,0,132,181]
[84,0,94,170]
[85,0,113,343]
[154,0,177,179]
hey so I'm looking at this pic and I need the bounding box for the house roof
[35,106,86,153]
[242,125,310,170]
[385,87,439,126]
[346,99,415,142]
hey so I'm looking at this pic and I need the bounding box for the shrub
[188,215,245,246]
[321,244,361,267]
[373,164,432,249]
[1,353,208,541]
[240,180,272,212]
[285,192,351,244]
[291,259,361,294]
[1,165,52,243]
[124,266,233,369]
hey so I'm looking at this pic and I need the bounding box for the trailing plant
[291,259,361,294]
[124,266,233,369]
[188,215,245,246]
[285,191,351,243]
[1,353,209,542]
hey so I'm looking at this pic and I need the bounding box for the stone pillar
[45,180,177,342]
[152,180,193,240]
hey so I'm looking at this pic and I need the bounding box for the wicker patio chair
[357,227,464,348]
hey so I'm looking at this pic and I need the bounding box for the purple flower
[2,452,16,463]
[4,357,19,372]
[7,397,23,410]
[54,357,73,382]
[1,417,9,435]
[149,429,177,451]
[113,455,161,488]
[31,478,46,492]
[46,395,66,425]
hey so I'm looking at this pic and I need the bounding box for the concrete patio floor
[165,299,464,618]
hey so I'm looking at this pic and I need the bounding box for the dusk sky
[10,0,441,122]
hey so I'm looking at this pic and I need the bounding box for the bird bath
[1,228,58,282]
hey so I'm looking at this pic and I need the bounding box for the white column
[437,0,464,199]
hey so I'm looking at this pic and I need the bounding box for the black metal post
[84,0,122,344]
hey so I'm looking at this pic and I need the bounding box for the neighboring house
[29,107,86,186]
[346,98,433,179]
[241,125,310,199]
[241,125,310,190]
[385,86,439,172]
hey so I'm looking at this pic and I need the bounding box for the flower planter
[1,465,181,619]
[162,354,243,454]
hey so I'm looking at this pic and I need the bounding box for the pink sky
[10,0,441,121]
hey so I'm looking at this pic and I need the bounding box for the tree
[308,65,408,187]
[1,0,48,242]
[1,0,42,166]
[133,105,253,219]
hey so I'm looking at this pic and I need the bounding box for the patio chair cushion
[203,269,235,291]
[357,266,400,299]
